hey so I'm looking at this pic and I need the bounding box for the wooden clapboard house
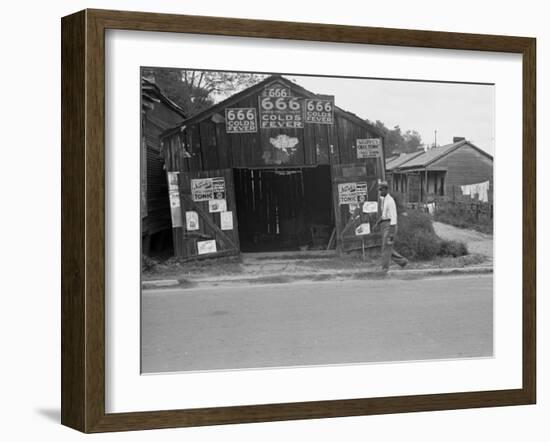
[160,75,386,260]
[141,77,186,255]
[386,138,493,203]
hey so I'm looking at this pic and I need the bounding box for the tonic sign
[357,138,382,158]
[225,108,257,133]
[304,98,334,124]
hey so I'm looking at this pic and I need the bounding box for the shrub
[142,254,158,273]
[439,239,468,257]
[394,210,442,260]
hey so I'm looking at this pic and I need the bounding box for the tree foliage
[142,68,267,117]
[366,119,424,155]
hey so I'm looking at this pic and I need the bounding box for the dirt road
[433,221,493,260]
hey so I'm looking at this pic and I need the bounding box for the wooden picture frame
[61,9,536,433]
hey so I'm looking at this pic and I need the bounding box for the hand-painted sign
[197,239,217,255]
[338,182,368,205]
[185,211,199,231]
[304,98,334,124]
[259,94,303,129]
[357,138,382,159]
[225,108,257,133]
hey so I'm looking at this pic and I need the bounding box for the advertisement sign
[209,199,227,213]
[197,240,217,255]
[225,108,257,133]
[338,182,368,205]
[357,138,382,159]
[191,177,225,202]
[304,98,334,124]
[185,211,199,231]
[191,178,213,202]
[220,211,233,230]
[363,201,379,213]
[259,94,303,129]
[355,223,371,236]
[211,177,226,199]
[262,84,291,98]
[338,182,357,205]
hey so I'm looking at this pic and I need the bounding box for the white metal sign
[225,108,257,133]
[357,138,382,159]
[304,98,334,124]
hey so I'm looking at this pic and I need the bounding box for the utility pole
[434,130,437,149]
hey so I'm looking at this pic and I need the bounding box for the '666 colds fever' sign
[259,85,304,129]
[225,108,258,133]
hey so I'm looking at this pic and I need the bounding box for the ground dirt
[433,221,493,262]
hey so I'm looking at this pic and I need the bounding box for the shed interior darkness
[234,166,333,252]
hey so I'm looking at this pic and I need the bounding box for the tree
[366,119,424,155]
[142,68,267,117]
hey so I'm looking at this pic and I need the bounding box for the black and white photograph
[140,68,494,374]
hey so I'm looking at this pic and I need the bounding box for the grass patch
[434,206,493,234]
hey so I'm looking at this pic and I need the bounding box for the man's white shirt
[380,194,398,226]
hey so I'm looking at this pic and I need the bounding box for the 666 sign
[225,108,258,133]
[304,98,334,124]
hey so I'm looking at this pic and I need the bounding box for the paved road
[142,275,493,373]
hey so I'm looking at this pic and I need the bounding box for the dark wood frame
[61,9,536,433]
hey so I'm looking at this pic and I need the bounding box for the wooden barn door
[331,164,382,253]
[174,168,240,260]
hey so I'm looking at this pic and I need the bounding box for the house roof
[160,74,383,138]
[386,150,425,170]
[388,140,493,170]
[141,77,186,117]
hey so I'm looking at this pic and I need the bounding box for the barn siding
[161,80,383,170]
[159,77,386,258]
[142,97,185,240]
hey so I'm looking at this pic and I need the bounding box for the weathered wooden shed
[386,138,493,203]
[160,75,386,259]
[141,78,186,255]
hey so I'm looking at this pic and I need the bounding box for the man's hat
[378,180,389,189]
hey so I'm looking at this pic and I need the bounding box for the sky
[283,74,495,155]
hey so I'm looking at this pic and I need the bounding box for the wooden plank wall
[173,168,240,259]
[331,164,382,252]
[161,89,382,172]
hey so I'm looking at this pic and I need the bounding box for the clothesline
[460,181,490,202]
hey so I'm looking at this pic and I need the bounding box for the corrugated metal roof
[386,150,425,170]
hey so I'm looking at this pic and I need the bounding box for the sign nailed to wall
[304,98,334,124]
[225,108,257,133]
[191,177,226,202]
[338,182,368,205]
[259,86,303,129]
[357,138,382,159]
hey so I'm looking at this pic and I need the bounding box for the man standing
[375,181,408,272]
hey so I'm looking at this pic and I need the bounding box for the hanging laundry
[460,181,490,202]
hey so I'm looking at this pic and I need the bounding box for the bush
[394,210,442,260]
[439,239,468,257]
[142,254,158,273]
